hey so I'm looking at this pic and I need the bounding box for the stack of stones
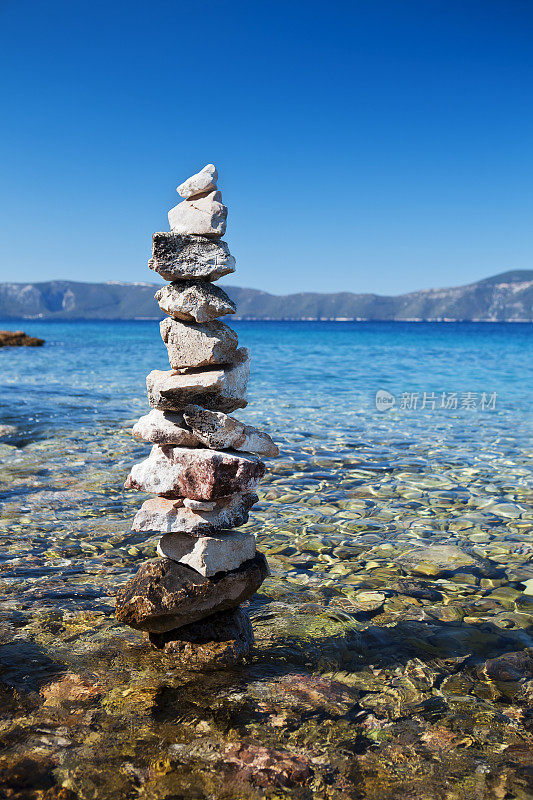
[115,164,278,668]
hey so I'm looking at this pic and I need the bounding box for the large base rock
[115,553,268,633]
[149,233,235,282]
[155,281,236,323]
[148,607,254,669]
[125,445,265,500]
[146,348,250,414]
[132,492,258,535]
[160,317,238,370]
[157,529,256,576]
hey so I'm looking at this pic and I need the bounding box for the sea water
[0,320,532,798]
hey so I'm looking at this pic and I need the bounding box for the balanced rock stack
[115,164,277,668]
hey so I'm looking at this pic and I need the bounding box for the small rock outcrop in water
[116,164,278,667]
[0,330,44,347]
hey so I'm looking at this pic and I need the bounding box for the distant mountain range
[0,270,531,322]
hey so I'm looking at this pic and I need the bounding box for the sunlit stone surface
[132,492,258,534]
[124,445,265,500]
[146,349,250,413]
[149,232,235,282]
[115,553,268,632]
[156,530,256,576]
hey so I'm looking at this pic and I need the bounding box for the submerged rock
[115,553,269,632]
[125,445,265,500]
[155,280,236,323]
[222,742,312,788]
[0,423,17,437]
[149,232,235,282]
[40,673,102,705]
[148,607,254,669]
[132,492,258,535]
[395,544,495,577]
[477,650,533,682]
[160,317,238,370]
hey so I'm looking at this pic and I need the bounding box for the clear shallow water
[0,320,532,799]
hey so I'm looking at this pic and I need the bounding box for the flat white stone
[177,164,218,199]
[157,530,256,577]
[168,191,227,237]
[146,348,250,413]
[155,281,236,324]
[160,317,238,370]
[132,409,200,446]
[132,492,258,533]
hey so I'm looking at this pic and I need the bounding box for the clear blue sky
[1,0,532,295]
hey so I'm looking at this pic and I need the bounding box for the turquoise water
[0,320,532,799]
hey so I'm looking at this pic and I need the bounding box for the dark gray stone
[149,233,235,282]
[148,607,254,668]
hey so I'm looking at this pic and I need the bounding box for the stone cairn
[115,164,278,668]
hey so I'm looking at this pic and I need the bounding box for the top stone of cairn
[177,164,218,199]
[169,164,227,238]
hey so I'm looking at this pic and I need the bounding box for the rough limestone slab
[156,530,257,576]
[183,404,279,456]
[132,409,201,447]
[177,164,218,199]
[395,545,493,577]
[124,445,265,500]
[132,492,258,534]
[149,233,235,282]
[160,317,238,370]
[148,607,254,668]
[168,190,227,237]
[115,553,269,632]
[183,498,216,511]
[146,348,250,414]
[155,281,236,323]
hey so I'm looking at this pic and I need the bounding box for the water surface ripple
[0,320,532,799]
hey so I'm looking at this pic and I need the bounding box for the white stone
[146,348,250,413]
[160,317,238,370]
[131,492,258,532]
[168,191,227,237]
[132,409,200,446]
[155,281,236,324]
[157,530,256,577]
[177,164,218,199]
